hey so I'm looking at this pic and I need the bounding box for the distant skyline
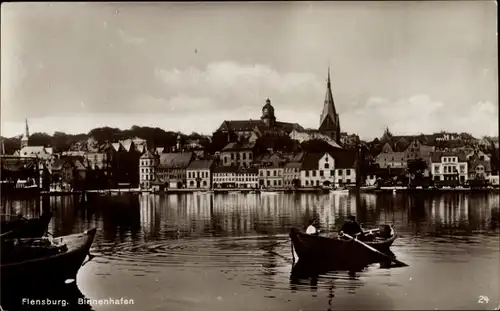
[1,1,498,140]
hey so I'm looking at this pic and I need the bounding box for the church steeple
[21,118,29,149]
[319,67,341,144]
[320,67,336,123]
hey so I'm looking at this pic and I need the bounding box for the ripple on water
[92,235,293,271]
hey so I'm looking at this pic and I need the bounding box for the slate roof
[158,152,194,169]
[284,162,302,169]
[213,166,238,173]
[217,120,304,134]
[301,151,357,170]
[237,167,258,174]
[222,141,256,151]
[430,151,467,163]
[301,153,325,170]
[187,159,214,170]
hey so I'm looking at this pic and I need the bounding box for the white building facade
[139,150,156,189]
[430,152,468,183]
[235,167,259,188]
[186,160,214,189]
[258,165,284,188]
[300,152,357,188]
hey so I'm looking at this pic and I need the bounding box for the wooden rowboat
[1,228,97,287]
[289,226,397,270]
[0,212,53,239]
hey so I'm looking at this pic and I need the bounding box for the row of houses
[138,150,358,190]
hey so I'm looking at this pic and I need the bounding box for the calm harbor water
[2,192,499,310]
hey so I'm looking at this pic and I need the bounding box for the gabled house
[157,152,194,188]
[300,151,357,188]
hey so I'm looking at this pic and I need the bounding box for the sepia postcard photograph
[0,1,499,310]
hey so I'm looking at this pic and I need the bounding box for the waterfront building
[139,149,156,189]
[300,151,357,187]
[430,152,468,183]
[235,167,259,189]
[157,152,194,188]
[283,153,304,188]
[257,153,287,188]
[213,166,237,188]
[186,159,214,189]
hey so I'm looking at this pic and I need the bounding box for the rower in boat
[340,215,363,238]
[306,220,320,236]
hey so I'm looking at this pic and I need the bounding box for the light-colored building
[300,151,357,187]
[139,150,156,189]
[186,159,214,189]
[213,166,237,188]
[235,167,259,189]
[258,164,284,188]
[430,152,468,183]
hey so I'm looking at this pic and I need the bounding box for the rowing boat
[1,228,97,287]
[289,225,397,270]
[0,212,53,239]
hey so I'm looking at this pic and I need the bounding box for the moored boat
[289,226,397,270]
[0,212,53,239]
[1,228,97,286]
[330,188,349,194]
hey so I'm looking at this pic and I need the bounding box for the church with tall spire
[21,118,30,149]
[318,68,341,144]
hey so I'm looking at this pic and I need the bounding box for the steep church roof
[319,68,337,128]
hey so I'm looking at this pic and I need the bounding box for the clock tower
[261,98,276,127]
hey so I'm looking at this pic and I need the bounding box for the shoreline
[31,186,499,196]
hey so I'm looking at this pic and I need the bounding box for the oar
[342,233,408,267]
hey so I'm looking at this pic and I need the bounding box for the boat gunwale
[1,228,97,268]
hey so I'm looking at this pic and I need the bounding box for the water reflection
[2,192,499,310]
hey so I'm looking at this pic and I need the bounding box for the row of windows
[214,173,258,178]
[224,152,253,161]
[141,168,153,173]
[214,177,259,182]
[140,160,154,166]
[259,170,283,177]
[187,171,209,178]
[141,174,154,181]
[442,157,458,163]
[434,164,466,174]
[304,169,352,177]
[303,179,352,186]
[261,180,282,187]
[188,180,208,187]
[284,168,300,173]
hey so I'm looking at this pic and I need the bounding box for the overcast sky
[1,1,498,140]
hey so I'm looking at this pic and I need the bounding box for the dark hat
[347,215,356,221]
